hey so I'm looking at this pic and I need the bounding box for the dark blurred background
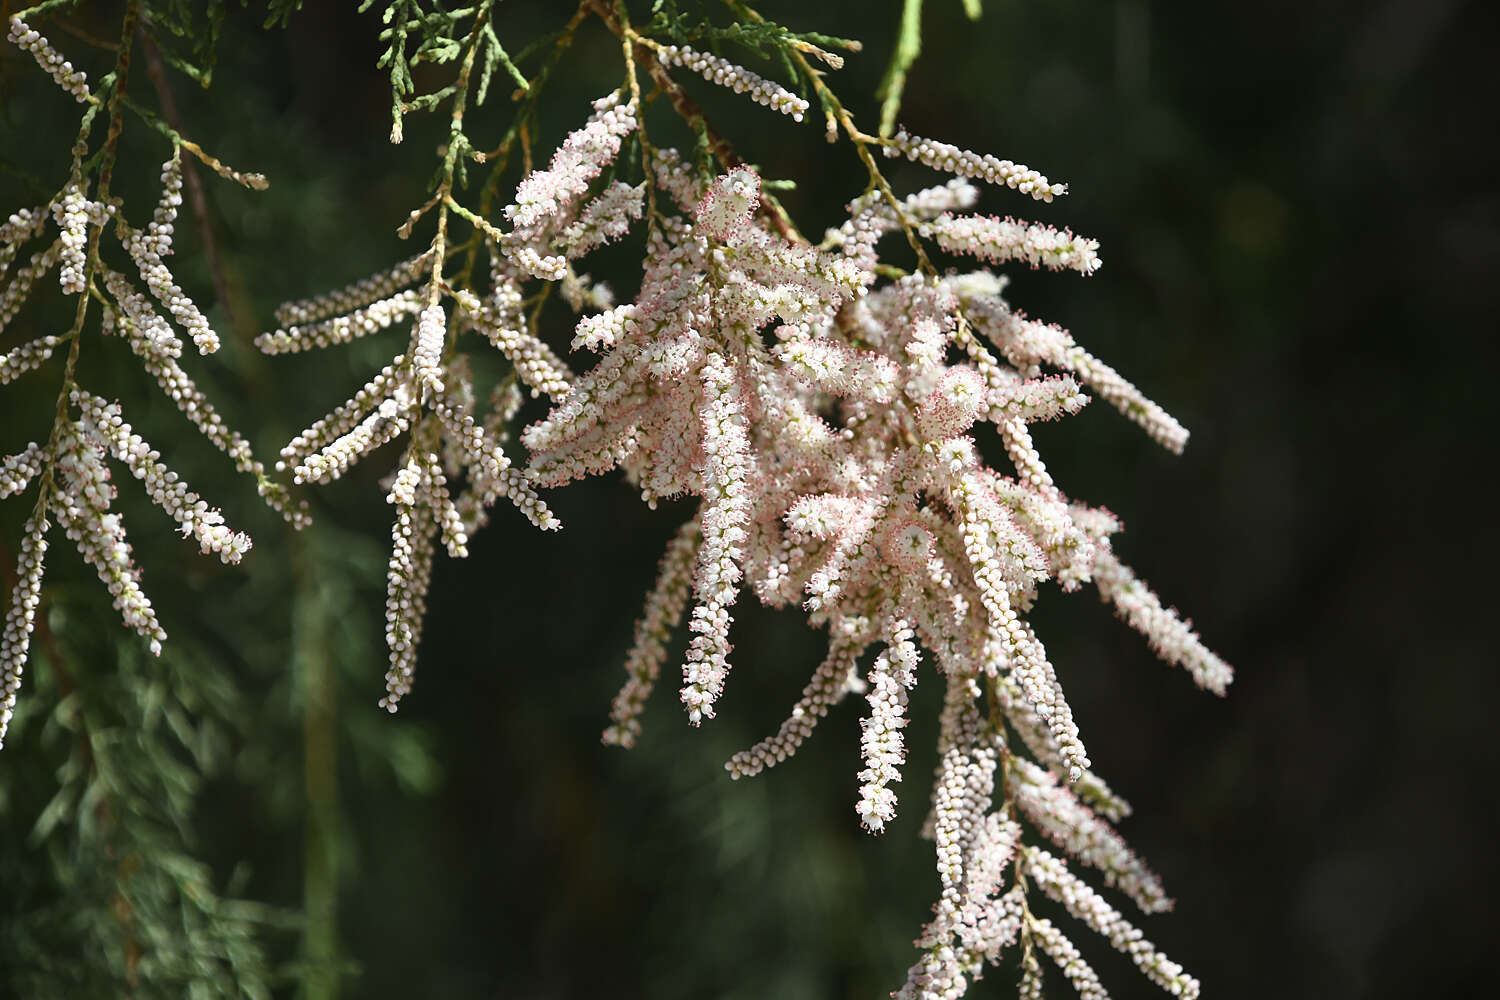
[2,0,1496,998]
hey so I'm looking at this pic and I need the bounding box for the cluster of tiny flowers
[1,205,48,277]
[103,268,181,357]
[257,288,425,355]
[507,94,638,229]
[1025,848,1201,999]
[0,28,318,758]
[52,423,168,656]
[291,384,413,485]
[256,95,663,704]
[1,444,45,498]
[1,335,61,385]
[536,129,1231,997]
[679,354,754,724]
[655,44,809,121]
[987,373,1088,425]
[124,158,221,354]
[917,366,988,440]
[0,518,47,748]
[558,181,645,257]
[885,129,1067,203]
[502,93,639,281]
[136,155,182,260]
[649,146,709,213]
[412,303,448,395]
[382,454,436,711]
[73,391,252,563]
[923,213,1102,275]
[856,619,920,831]
[775,338,900,402]
[6,16,91,103]
[51,182,108,294]
[694,166,760,243]
[572,303,637,353]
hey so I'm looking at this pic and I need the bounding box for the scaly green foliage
[0,600,283,999]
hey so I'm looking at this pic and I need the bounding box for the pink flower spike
[695,168,760,245]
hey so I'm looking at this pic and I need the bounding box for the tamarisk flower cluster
[257,87,674,710]
[2,326,258,747]
[513,105,1230,994]
[5,4,1233,992]
[2,19,302,748]
[257,249,564,710]
[502,92,641,281]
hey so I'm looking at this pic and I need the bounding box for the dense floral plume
[513,94,1228,998]
[2,3,1233,996]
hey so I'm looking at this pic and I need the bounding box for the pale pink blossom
[884,128,1067,203]
[0,335,60,385]
[73,391,252,564]
[0,516,47,748]
[924,212,1102,275]
[274,252,432,327]
[655,44,809,121]
[6,16,90,103]
[0,241,60,334]
[1025,847,1201,999]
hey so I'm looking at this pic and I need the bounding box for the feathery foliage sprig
[0,601,284,999]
